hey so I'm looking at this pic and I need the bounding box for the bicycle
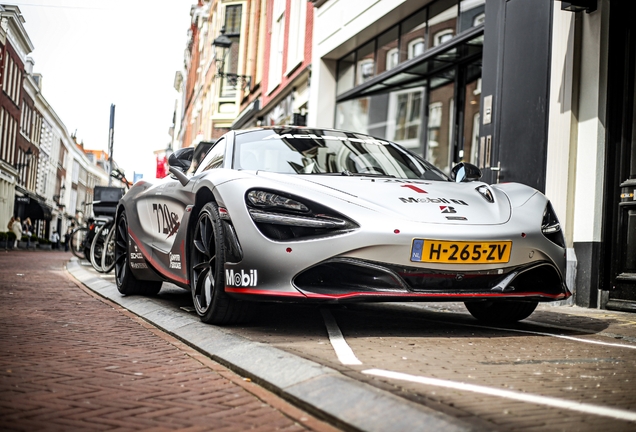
[89,172,130,273]
[69,216,104,260]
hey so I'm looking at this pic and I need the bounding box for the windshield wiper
[298,171,395,178]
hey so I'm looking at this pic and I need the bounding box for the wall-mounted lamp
[15,148,33,170]
[212,27,251,91]
[53,184,66,204]
[559,0,597,13]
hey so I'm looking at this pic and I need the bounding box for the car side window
[197,138,226,173]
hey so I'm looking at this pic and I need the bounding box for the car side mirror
[168,147,194,172]
[451,162,482,183]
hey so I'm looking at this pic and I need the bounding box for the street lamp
[212,27,251,91]
[15,148,33,169]
[53,184,66,204]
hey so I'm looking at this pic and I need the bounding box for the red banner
[156,155,167,178]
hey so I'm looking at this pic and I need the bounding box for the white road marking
[386,304,636,350]
[363,369,636,423]
[321,309,362,365]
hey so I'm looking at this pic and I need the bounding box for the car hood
[254,172,512,225]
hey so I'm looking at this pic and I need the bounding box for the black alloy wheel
[464,300,538,323]
[191,202,251,324]
[114,211,161,296]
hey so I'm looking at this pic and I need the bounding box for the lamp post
[53,184,66,205]
[212,27,251,91]
[15,148,33,170]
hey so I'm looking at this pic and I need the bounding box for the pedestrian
[11,217,22,249]
[7,216,15,232]
[50,230,60,250]
[23,218,33,237]
[63,229,70,252]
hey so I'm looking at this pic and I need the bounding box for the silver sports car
[114,127,570,324]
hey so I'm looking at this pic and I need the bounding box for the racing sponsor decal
[130,262,148,269]
[169,252,181,269]
[446,216,468,221]
[440,206,456,214]
[225,269,258,287]
[129,243,144,260]
[401,184,428,194]
[360,179,431,184]
[152,203,181,238]
[399,197,468,205]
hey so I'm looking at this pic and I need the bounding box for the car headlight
[245,189,358,241]
[247,190,309,212]
[541,202,565,248]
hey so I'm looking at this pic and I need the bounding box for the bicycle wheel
[90,224,108,272]
[100,223,116,273]
[70,227,88,260]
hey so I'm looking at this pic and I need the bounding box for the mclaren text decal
[225,269,258,287]
[152,203,181,238]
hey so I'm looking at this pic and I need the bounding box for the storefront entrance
[604,0,636,311]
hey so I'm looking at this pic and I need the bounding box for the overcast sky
[11,0,194,179]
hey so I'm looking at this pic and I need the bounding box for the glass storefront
[334,0,484,174]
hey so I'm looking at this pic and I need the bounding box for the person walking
[11,217,22,249]
[63,229,70,252]
[50,230,60,250]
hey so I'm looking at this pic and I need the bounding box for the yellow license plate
[411,239,512,264]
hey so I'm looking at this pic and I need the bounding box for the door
[605,3,636,310]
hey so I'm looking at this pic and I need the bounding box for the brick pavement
[0,251,339,432]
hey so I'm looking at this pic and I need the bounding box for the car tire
[191,202,252,325]
[464,300,538,323]
[114,211,162,296]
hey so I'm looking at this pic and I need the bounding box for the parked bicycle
[88,171,129,273]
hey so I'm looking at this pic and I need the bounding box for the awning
[336,24,484,102]
[14,194,53,221]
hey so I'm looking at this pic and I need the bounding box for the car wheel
[114,211,162,296]
[464,300,538,323]
[191,202,252,325]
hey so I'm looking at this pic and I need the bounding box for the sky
[10,0,195,180]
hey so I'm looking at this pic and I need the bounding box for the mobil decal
[226,269,258,287]
[152,203,181,238]
[399,197,469,205]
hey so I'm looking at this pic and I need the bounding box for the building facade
[307,0,636,311]
[0,4,124,242]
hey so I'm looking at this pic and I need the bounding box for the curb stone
[66,258,478,432]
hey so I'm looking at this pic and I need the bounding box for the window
[388,88,424,148]
[376,26,399,74]
[197,138,226,172]
[408,38,425,59]
[434,29,454,46]
[220,4,243,97]
[268,0,286,93]
[286,0,306,73]
[355,41,375,86]
[400,9,427,63]
[336,53,355,95]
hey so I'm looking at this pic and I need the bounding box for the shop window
[337,53,355,95]
[428,0,458,49]
[388,88,424,148]
[400,9,427,63]
[459,0,486,32]
[376,26,399,74]
[434,29,454,47]
[355,41,375,86]
[221,4,243,97]
[408,38,426,59]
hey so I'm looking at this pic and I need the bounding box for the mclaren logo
[226,269,258,287]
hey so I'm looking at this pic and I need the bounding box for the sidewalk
[0,251,338,432]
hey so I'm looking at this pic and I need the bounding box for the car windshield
[232,129,449,181]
